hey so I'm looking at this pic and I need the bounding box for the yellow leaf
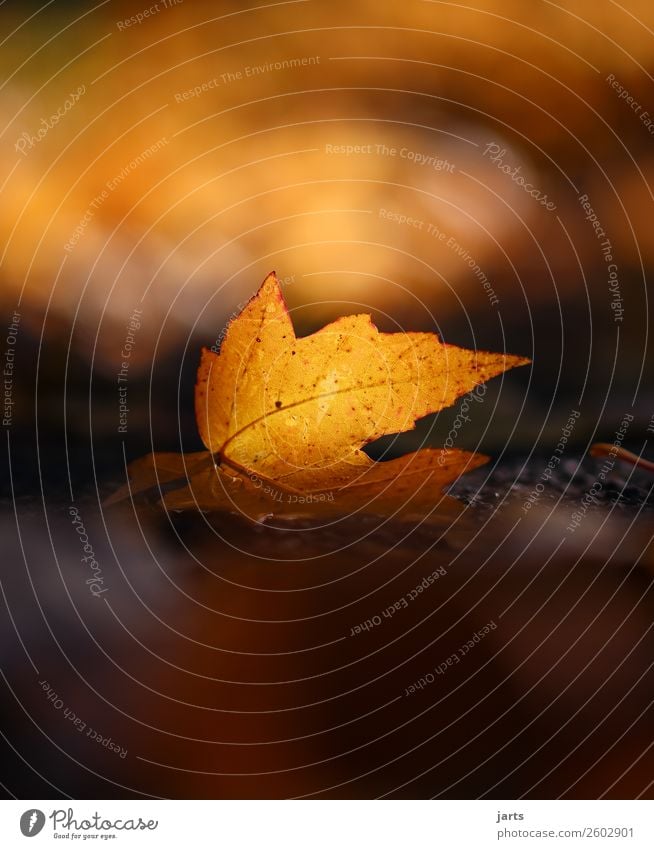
[109,271,529,522]
[158,448,485,524]
[195,272,529,494]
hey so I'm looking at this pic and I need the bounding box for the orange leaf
[196,272,529,492]
[109,272,529,522]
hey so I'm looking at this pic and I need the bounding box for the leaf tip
[262,269,282,295]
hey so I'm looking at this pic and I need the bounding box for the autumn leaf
[109,272,529,523]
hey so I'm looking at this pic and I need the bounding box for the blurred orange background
[2,1,654,803]
[1,0,652,455]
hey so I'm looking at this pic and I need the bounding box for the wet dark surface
[1,454,653,799]
[451,455,654,510]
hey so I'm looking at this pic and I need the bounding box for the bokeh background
[1,0,653,801]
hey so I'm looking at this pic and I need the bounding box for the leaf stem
[589,443,654,473]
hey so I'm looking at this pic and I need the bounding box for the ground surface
[1,454,652,798]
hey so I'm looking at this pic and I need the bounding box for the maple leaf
[109,272,529,523]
